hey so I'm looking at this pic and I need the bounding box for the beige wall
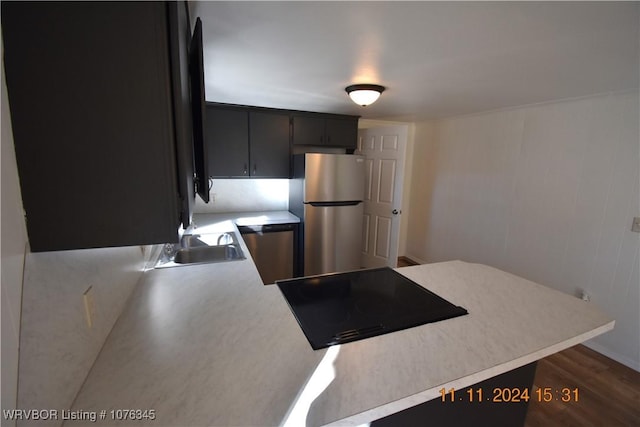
[406,91,639,370]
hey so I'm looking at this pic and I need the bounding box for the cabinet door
[205,107,249,177]
[325,118,358,149]
[2,2,182,251]
[249,111,290,178]
[292,115,325,146]
[168,1,197,227]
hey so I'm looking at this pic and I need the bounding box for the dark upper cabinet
[249,111,290,178]
[290,116,326,146]
[206,106,250,177]
[292,115,358,149]
[205,103,359,177]
[325,118,358,149]
[168,1,198,228]
[189,17,210,203]
[206,105,290,178]
[2,1,197,252]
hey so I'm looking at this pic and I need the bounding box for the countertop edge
[192,210,300,227]
[324,320,615,426]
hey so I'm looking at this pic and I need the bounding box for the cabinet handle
[253,164,257,175]
[243,164,248,175]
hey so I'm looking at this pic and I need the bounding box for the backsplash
[194,179,289,213]
[18,246,147,427]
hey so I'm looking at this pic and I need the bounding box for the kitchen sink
[181,232,235,248]
[155,231,245,268]
[174,244,243,264]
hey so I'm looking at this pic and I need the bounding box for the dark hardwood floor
[396,257,640,426]
[525,345,640,427]
[397,256,419,267]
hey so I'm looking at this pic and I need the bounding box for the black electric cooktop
[276,267,468,350]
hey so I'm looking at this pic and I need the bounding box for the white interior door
[356,125,408,268]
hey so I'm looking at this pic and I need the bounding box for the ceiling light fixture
[345,84,385,107]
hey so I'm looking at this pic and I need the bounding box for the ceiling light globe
[345,84,385,107]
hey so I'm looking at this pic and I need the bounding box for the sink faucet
[217,233,233,245]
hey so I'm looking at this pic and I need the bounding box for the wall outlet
[632,217,640,233]
[83,286,95,329]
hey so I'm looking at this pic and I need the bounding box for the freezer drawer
[239,224,294,285]
[303,202,363,276]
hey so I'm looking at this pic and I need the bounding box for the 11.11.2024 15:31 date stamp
[439,387,579,403]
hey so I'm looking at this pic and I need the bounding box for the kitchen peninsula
[68,219,613,426]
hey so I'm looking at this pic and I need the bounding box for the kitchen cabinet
[292,114,358,150]
[249,111,290,177]
[2,1,197,251]
[206,104,359,178]
[205,105,290,178]
[206,107,250,177]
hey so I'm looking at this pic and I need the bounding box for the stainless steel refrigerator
[289,153,365,276]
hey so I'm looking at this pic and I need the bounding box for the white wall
[17,247,146,426]
[2,59,147,425]
[406,91,639,370]
[1,53,27,427]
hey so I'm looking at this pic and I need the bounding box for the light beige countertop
[69,224,613,426]
[192,210,300,229]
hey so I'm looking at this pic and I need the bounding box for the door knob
[392,209,400,215]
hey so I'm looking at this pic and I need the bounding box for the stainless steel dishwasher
[238,224,295,285]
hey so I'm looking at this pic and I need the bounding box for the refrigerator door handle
[308,201,362,207]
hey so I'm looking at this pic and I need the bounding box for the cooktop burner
[276,267,468,350]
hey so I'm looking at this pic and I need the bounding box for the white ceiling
[191,1,639,121]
